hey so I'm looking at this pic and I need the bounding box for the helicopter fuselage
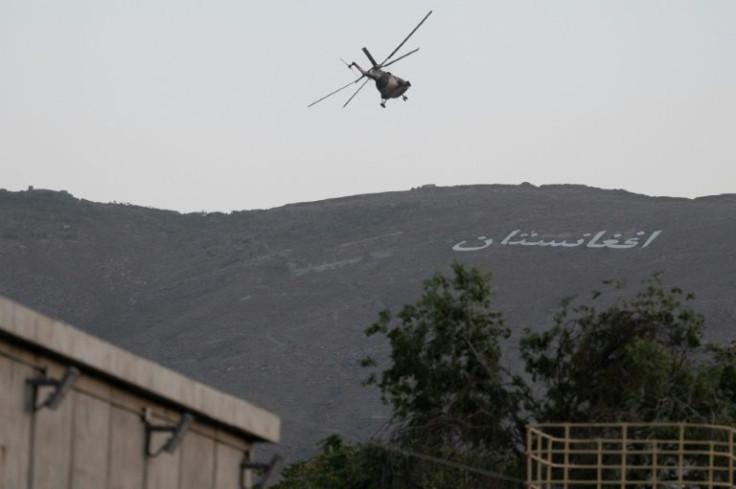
[374,70,411,100]
[350,63,411,102]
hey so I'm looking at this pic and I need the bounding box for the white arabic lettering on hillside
[452,230,662,252]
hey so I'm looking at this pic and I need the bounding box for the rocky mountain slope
[1,184,735,462]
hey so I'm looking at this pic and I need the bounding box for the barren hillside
[1,184,734,462]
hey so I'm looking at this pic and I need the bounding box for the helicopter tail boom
[349,62,380,81]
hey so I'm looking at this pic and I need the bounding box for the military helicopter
[308,10,432,109]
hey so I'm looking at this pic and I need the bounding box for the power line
[364,442,526,486]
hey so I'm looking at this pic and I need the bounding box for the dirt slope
[1,184,734,462]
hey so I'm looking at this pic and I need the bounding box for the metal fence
[527,423,736,489]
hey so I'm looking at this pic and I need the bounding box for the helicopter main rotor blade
[308,75,364,107]
[380,47,420,69]
[378,10,432,69]
[342,78,370,108]
[362,48,379,68]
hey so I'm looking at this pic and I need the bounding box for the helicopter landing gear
[402,95,408,101]
[380,101,386,108]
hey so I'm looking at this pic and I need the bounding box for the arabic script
[452,230,662,252]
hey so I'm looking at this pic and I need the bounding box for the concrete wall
[0,339,253,489]
[0,297,280,489]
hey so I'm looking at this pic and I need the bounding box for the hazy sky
[1,1,734,212]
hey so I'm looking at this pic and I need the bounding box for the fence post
[709,440,715,489]
[621,424,627,489]
[597,438,603,489]
[564,424,570,489]
[729,428,734,489]
[652,439,658,489]
[526,426,532,489]
[678,423,684,488]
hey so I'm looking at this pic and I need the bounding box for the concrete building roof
[0,296,280,443]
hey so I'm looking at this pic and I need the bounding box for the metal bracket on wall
[142,408,193,457]
[24,366,80,412]
[240,455,283,489]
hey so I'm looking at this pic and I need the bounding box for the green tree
[276,262,525,488]
[274,435,392,489]
[519,274,734,425]
[361,262,521,470]
[274,436,518,489]
[277,267,736,488]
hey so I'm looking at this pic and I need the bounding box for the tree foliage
[276,265,736,488]
[519,274,734,425]
[274,436,519,489]
[361,262,519,458]
[274,435,390,489]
